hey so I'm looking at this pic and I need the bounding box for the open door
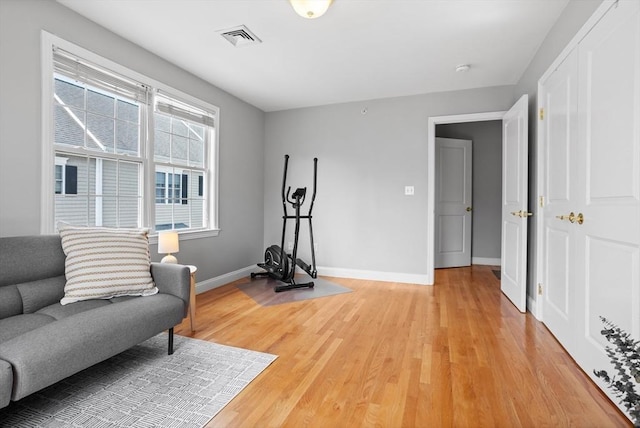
[500,94,529,312]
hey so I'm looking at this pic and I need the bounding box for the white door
[573,0,640,385]
[501,95,529,312]
[538,0,640,419]
[541,48,579,353]
[435,137,472,268]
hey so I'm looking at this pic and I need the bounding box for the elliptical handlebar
[281,155,290,215]
[308,157,318,215]
[280,155,317,213]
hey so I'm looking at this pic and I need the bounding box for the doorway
[435,122,503,269]
[426,112,506,285]
[427,96,530,314]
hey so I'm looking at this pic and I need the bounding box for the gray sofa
[0,235,191,409]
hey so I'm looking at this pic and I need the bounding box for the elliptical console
[251,155,318,292]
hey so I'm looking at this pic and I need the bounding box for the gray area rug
[238,275,352,306]
[0,334,277,427]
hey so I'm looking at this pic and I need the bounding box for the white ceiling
[56,0,569,112]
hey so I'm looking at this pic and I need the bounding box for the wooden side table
[186,265,197,332]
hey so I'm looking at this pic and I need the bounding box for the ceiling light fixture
[456,64,471,73]
[289,0,333,19]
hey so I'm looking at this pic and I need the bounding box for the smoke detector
[218,25,262,47]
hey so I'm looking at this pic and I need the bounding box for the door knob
[556,212,576,223]
[466,207,472,212]
[576,213,584,225]
[511,210,533,218]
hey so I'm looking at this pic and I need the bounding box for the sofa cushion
[17,276,66,314]
[0,285,22,319]
[58,223,158,305]
[0,314,55,343]
[37,299,111,320]
[0,293,184,401]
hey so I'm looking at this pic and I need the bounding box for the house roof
[56,0,569,112]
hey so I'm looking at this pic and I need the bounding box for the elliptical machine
[251,155,317,292]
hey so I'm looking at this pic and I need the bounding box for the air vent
[218,25,262,47]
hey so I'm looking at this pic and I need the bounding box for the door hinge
[539,107,544,120]
[539,196,544,208]
[538,283,543,295]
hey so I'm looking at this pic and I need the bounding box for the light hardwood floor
[174,265,630,427]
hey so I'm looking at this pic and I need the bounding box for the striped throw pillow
[58,223,158,305]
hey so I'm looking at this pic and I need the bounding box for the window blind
[155,91,215,127]
[53,46,149,102]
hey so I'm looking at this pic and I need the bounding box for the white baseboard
[195,265,256,294]
[194,265,431,293]
[472,257,501,266]
[317,266,431,285]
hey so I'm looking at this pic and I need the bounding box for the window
[52,69,145,228]
[153,93,210,230]
[42,36,219,235]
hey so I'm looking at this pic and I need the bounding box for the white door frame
[427,111,506,285]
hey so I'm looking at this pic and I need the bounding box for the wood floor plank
[173,265,632,427]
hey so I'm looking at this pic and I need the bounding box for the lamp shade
[158,231,179,263]
[289,0,332,19]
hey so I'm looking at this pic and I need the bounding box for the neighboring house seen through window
[45,42,218,235]
[54,157,78,195]
[155,171,188,205]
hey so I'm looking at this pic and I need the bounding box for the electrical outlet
[404,186,415,196]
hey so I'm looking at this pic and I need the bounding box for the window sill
[149,228,220,244]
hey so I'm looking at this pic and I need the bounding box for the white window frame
[40,31,220,240]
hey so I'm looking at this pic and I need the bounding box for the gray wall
[436,121,502,261]
[264,87,514,277]
[0,0,266,282]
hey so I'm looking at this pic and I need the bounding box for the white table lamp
[158,231,179,263]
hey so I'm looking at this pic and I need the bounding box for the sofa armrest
[0,359,12,408]
[150,263,190,317]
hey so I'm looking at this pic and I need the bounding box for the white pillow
[58,223,158,305]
